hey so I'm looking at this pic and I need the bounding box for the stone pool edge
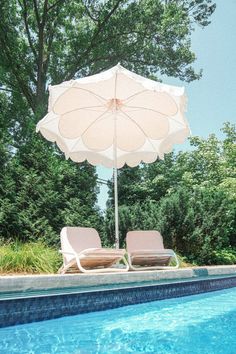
[0,265,236,293]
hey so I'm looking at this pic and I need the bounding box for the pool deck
[0,265,236,293]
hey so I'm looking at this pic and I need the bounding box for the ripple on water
[0,287,236,354]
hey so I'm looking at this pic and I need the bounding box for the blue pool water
[0,287,235,354]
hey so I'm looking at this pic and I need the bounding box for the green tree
[111,122,236,206]
[0,91,100,245]
[105,123,236,264]
[0,145,102,245]
[0,0,216,116]
[0,0,216,244]
[158,185,235,262]
[104,201,160,247]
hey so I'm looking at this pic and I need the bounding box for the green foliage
[173,254,196,268]
[2,1,233,270]
[0,144,102,246]
[210,248,236,265]
[105,123,236,265]
[0,241,61,274]
[0,1,215,248]
[104,201,160,247]
[0,1,216,115]
[113,122,236,208]
[0,85,102,246]
[105,184,236,265]
[157,186,235,265]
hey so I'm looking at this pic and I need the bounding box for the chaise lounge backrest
[60,227,102,263]
[126,230,164,252]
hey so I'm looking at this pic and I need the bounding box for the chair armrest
[59,250,76,256]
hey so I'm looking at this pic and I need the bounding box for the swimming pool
[0,286,235,353]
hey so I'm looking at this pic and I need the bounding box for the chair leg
[128,252,179,271]
[58,259,77,274]
[75,255,129,273]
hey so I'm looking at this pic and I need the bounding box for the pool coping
[0,265,236,294]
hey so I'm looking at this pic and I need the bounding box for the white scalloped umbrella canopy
[36,64,190,168]
[36,64,190,248]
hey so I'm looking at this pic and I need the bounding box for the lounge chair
[58,226,129,273]
[126,230,179,271]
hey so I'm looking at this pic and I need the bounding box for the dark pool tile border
[0,276,236,328]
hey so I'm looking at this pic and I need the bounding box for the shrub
[0,241,61,274]
[210,248,236,265]
[104,185,235,266]
[155,186,236,265]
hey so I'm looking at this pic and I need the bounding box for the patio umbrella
[36,64,190,248]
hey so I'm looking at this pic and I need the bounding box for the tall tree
[0,0,216,117]
[110,122,236,207]
[0,0,216,243]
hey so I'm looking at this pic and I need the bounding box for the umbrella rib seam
[124,106,187,128]
[68,109,111,152]
[120,109,158,154]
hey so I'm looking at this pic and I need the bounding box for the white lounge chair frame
[126,230,179,271]
[59,227,129,273]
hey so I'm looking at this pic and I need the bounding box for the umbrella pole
[113,75,119,249]
[114,166,119,249]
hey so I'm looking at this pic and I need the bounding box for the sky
[97,0,236,210]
